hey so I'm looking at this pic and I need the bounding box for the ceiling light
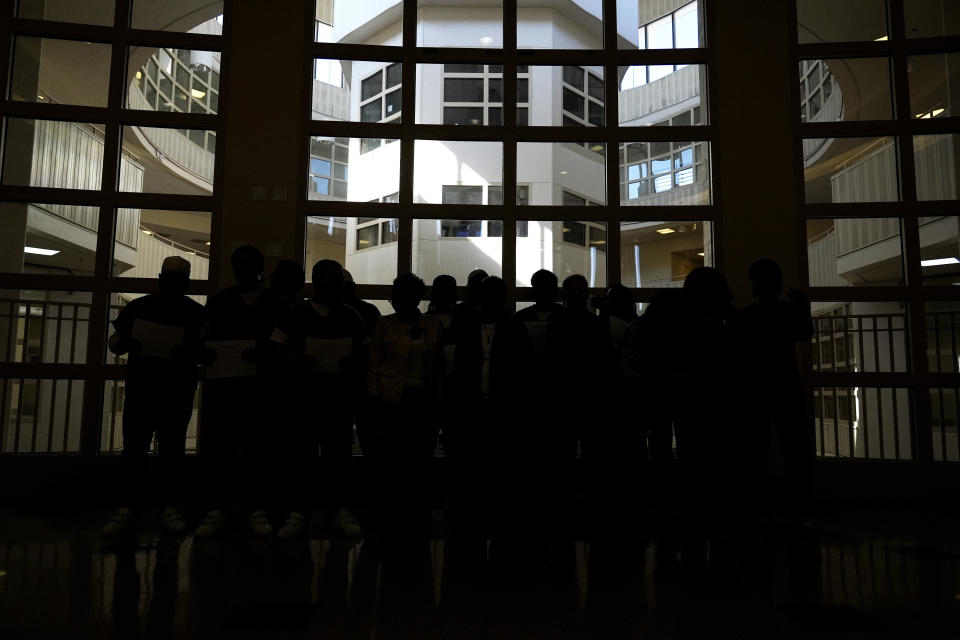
[205,241,211,245]
[592,240,607,245]
[560,171,568,175]
[697,252,705,256]
[590,144,604,152]
[656,228,676,235]
[933,108,945,117]
[37,95,44,100]
[142,229,153,235]
[479,36,493,45]
[874,35,888,41]
[135,71,142,80]
[24,246,59,256]
[921,257,960,267]
[191,89,206,99]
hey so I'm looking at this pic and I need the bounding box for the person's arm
[108,305,140,356]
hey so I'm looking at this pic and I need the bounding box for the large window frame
[302,0,717,310]
[792,0,960,463]
[0,3,226,454]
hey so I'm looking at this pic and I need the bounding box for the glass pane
[414,141,503,204]
[930,388,960,462]
[619,65,708,124]
[517,0,601,49]
[798,59,892,122]
[516,221,607,287]
[306,217,397,285]
[814,387,911,460]
[17,0,115,26]
[121,126,215,195]
[10,38,111,107]
[803,137,899,203]
[915,135,960,201]
[621,141,710,205]
[102,379,202,453]
[317,3,400,45]
[806,218,904,286]
[517,142,606,205]
[510,66,605,127]
[115,209,212,279]
[620,220,713,287]
[810,302,908,373]
[421,64,517,126]
[132,1,224,33]
[0,290,91,364]
[906,0,960,38]
[412,219,503,282]
[927,302,960,373]
[796,0,887,43]
[919,216,960,284]
[0,378,84,453]
[620,1,703,50]
[909,54,960,120]
[309,136,398,203]
[129,48,220,114]
[0,202,102,276]
[2,119,105,191]
[419,2,501,47]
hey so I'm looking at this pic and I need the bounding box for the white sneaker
[248,509,273,537]
[194,509,227,538]
[335,508,363,537]
[161,506,187,535]
[276,512,306,539]
[101,507,133,536]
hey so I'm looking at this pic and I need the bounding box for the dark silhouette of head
[231,245,265,291]
[157,256,190,298]
[531,269,559,307]
[748,258,783,302]
[466,269,488,306]
[683,266,733,308]
[562,274,590,310]
[601,284,637,321]
[391,272,426,318]
[270,259,304,303]
[430,274,457,312]
[312,259,345,305]
[480,276,506,321]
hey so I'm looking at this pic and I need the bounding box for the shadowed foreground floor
[1,504,959,638]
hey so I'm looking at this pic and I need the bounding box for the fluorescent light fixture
[590,144,604,152]
[135,71,142,80]
[560,171,568,175]
[697,252,705,257]
[933,108,945,117]
[921,257,960,267]
[24,246,59,256]
[656,228,676,235]
[479,36,493,45]
[874,35,888,41]
[191,89,206,99]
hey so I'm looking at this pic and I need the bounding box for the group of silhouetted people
[102,245,814,541]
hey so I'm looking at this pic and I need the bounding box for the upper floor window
[622,1,699,90]
[360,64,402,123]
[562,66,604,127]
[442,65,529,126]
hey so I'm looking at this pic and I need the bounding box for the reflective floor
[2,505,960,638]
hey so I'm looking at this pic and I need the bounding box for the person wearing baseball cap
[101,254,205,537]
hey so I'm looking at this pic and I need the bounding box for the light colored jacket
[367,313,444,403]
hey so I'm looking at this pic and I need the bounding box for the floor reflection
[1,508,959,637]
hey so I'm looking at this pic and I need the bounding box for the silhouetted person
[510,270,564,508]
[271,259,369,538]
[270,259,305,305]
[101,256,204,536]
[452,269,488,325]
[343,269,381,334]
[623,289,685,515]
[676,266,738,519]
[367,273,444,528]
[195,245,288,538]
[737,259,814,509]
[548,274,608,525]
[426,274,459,458]
[448,276,512,524]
